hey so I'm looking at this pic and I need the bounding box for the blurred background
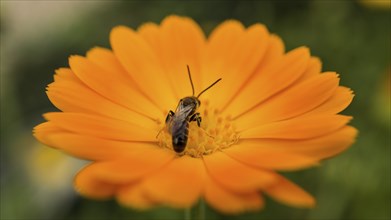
[0,1,389,220]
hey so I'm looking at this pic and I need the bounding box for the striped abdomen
[171,121,189,153]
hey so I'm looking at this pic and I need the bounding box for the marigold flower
[33,15,357,214]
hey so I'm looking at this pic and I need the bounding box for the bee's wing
[170,104,194,134]
[176,104,194,120]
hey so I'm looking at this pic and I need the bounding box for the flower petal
[86,47,131,80]
[87,46,165,115]
[204,174,264,214]
[74,164,116,199]
[264,175,315,208]
[138,22,160,49]
[33,121,62,146]
[307,86,354,115]
[256,34,285,69]
[240,114,352,139]
[218,34,285,111]
[82,148,174,184]
[203,151,277,193]
[117,182,157,210]
[224,145,319,171]
[235,126,357,160]
[48,68,154,124]
[200,20,245,88]
[224,47,310,117]
[44,112,156,141]
[236,72,340,126]
[141,156,205,208]
[110,25,177,109]
[68,55,162,119]
[202,23,270,108]
[53,67,74,81]
[296,56,322,82]
[149,15,206,99]
[33,122,166,161]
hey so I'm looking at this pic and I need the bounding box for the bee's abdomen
[172,123,189,153]
[172,134,188,153]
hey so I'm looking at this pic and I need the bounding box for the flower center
[157,100,239,158]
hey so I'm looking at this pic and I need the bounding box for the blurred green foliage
[1,1,390,220]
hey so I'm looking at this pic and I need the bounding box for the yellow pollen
[157,105,239,158]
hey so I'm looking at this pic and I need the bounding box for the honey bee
[165,65,221,153]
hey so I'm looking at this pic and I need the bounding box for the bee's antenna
[187,65,195,96]
[197,78,222,98]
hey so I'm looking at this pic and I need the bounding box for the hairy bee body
[166,97,200,153]
[162,66,221,154]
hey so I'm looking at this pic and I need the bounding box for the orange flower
[33,15,357,214]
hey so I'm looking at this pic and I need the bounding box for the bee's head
[181,96,200,108]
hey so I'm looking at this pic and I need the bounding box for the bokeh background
[1,1,390,220]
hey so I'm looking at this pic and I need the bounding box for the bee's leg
[165,110,175,124]
[191,113,214,139]
[196,116,202,127]
[190,113,202,127]
[157,110,175,139]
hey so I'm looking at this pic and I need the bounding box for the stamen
[157,101,239,158]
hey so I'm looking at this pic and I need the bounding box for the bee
[164,65,222,153]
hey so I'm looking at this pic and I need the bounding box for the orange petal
[33,122,64,144]
[219,34,285,111]
[264,175,315,208]
[296,56,322,82]
[240,114,352,139]
[141,156,205,208]
[44,112,156,141]
[117,182,157,210]
[86,47,157,111]
[48,68,155,124]
[202,23,270,108]
[307,86,354,115]
[149,15,206,99]
[224,145,319,171]
[236,72,340,127]
[224,47,310,118]
[204,174,264,214]
[53,67,76,81]
[236,126,357,160]
[110,25,177,110]
[33,122,165,161]
[256,34,285,69]
[82,148,174,184]
[201,20,245,88]
[138,22,160,49]
[203,151,277,193]
[68,55,162,119]
[74,164,116,199]
[86,47,135,84]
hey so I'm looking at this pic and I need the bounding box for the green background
[1,1,390,220]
